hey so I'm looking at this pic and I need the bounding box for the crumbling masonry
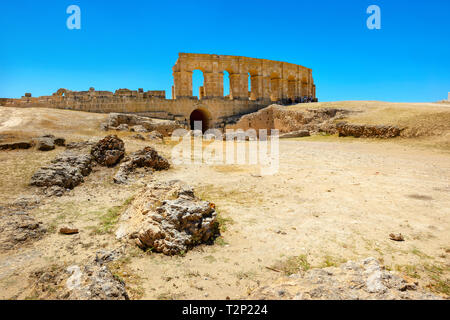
[2,53,317,130]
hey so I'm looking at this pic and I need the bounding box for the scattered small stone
[389,233,405,241]
[59,227,79,235]
[147,130,163,141]
[34,137,55,151]
[131,134,145,140]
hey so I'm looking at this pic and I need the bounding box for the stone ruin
[2,53,317,131]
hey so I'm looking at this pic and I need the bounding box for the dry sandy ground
[0,105,449,299]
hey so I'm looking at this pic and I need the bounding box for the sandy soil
[0,105,448,299]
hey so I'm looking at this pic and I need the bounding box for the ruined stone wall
[3,53,316,129]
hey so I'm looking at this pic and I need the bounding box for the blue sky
[0,0,449,102]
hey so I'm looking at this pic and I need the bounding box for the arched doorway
[190,109,210,132]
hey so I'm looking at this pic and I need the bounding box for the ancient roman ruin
[2,53,317,131]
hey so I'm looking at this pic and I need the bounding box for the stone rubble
[0,211,46,251]
[30,151,93,196]
[336,122,402,138]
[33,134,66,151]
[90,135,125,167]
[248,258,441,300]
[104,113,181,136]
[113,146,170,184]
[30,248,129,300]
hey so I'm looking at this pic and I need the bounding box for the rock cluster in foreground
[30,152,93,196]
[116,181,219,255]
[248,257,440,300]
[30,248,129,300]
[90,135,125,167]
[114,146,170,184]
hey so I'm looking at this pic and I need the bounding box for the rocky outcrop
[30,152,93,196]
[147,130,163,141]
[113,147,170,184]
[0,211,46,251]
[130,125,148,133]
[90,135,125,167]
[65,140,96,150]
[30,248,129,300]
[116,181,219,255]
[227,105,350,135]
[248,258,440,300]
[0,141,32,150]
[336,122,402,138]
[106,113,181,136]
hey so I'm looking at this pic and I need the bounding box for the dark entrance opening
[189,109,209,132]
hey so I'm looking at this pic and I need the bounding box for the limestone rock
[147,131,163,141]
[131,134,145,140]
[30,152,93,195]
[90,135,125,167]
[0,212,46,251]
[113,146,170,184]
[131,125,148,133]
[226,105,351,135]
[30,249,129,300]
[65,140,95,150]
[115,181,219,255]
[0,141,32,150]
[248,257,440,300]
[336,122,402,138]
[35,137,55,151]
[116,124,129,131]
[108,113,181,136]
[33,135,66,151]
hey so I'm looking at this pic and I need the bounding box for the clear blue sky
[0,0,449,102]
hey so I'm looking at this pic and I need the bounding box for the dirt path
[122,139,449,299]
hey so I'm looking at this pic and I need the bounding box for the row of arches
[189,69,308,102]
[192,70,251,100]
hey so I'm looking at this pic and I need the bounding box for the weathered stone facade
[1,53,316,130]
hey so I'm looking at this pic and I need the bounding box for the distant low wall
[3,95,270,128]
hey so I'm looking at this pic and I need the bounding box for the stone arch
[192,69,205,99]
[270,72,281,102]
[287,75,297,103]
[55,88,68,97]
[189,108,211,132]
[301,75,308,98]
[223,70,231,99]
